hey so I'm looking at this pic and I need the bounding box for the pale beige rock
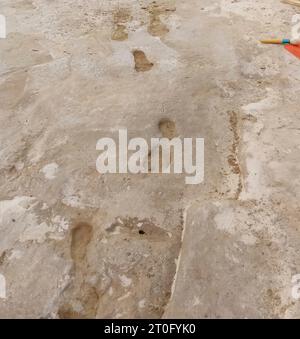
[0,0,300,319]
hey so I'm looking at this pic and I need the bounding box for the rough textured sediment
[0,0,300,318]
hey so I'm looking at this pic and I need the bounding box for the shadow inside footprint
[159,118,177,139]
[58,222,98,319]
[71,222,93,264]
[132,50,154,72]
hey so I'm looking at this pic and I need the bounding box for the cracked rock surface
[0,0,300,318]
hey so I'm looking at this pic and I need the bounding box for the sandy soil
[0,0,300,318]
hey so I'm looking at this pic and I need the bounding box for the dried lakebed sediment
[0,0,300,318]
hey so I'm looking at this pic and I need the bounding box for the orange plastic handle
[285,44,300,59]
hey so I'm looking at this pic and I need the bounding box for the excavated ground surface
[0,0,300,318]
